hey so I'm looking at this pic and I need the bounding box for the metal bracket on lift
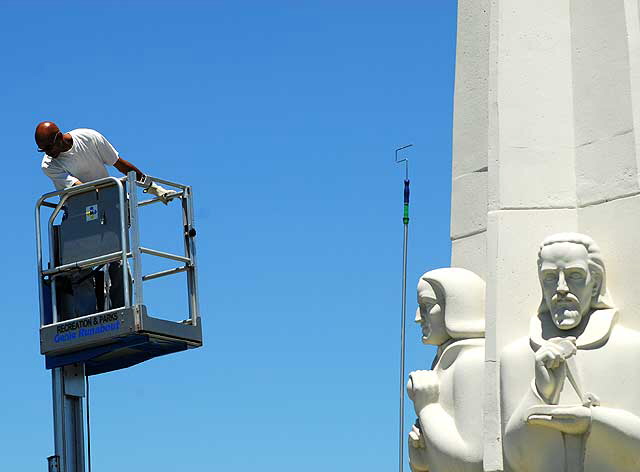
[47,455,60,472]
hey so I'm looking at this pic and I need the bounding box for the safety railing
[35,172,200,330]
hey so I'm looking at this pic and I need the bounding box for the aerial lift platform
[35,172,202,471]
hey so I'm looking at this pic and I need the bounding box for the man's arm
[42,162,82,190]
[113,157,176,204]
[113,157,145,181]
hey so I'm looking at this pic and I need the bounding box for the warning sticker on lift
[85,204,98,221]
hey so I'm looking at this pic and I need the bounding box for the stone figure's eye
[543,273,558,283]
[568,271,585,280]
[420,304,434,316]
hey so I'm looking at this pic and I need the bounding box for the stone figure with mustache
[501,233,640,472]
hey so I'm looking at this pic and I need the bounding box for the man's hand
[527,405,592,435]
[535,337,576,404]
[145,182,176,205]
[407,370,440,414]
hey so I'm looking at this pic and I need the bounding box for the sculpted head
[415,267,485,346]
[537,233,613,330]
[416,278,447,345]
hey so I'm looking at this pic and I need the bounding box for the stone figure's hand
[407,370,440,414]
[527,405,592,435]
[408,420,430,472]
[408,421,425,449]
[534,337,576,404]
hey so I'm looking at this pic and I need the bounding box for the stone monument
[406,1,640,471]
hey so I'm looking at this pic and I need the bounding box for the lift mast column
[49,365,86,472]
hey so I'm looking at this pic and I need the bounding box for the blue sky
[2,2,457,470]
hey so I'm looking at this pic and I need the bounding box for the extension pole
[398,179,410,472]
[395,144,413,472]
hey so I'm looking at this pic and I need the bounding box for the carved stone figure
[406,267,485,472]
[501,233,640,472]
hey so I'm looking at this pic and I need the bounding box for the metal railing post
[35,200,45,327]
[47,193,71,324]
[182,186,200,325]
[127,172,144,307]
[113,179,130,308]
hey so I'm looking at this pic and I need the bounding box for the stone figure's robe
[501,310,640,472]
[410,338,484,472]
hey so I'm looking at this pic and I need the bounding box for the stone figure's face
[416,289,448,345]
[539,242,597,330]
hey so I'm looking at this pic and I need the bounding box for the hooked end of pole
[395,144,413,181]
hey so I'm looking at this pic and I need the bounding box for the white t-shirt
[41,128,120,190]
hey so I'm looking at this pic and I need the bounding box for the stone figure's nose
[556,272,569,294]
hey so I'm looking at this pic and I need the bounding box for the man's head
[537,233,612,330]
[35,121,66,158]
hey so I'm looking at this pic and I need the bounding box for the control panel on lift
[35,173,203,376]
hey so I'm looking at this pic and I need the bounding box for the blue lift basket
[35,173,203,376]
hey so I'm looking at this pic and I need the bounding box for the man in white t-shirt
[35,121,172,317]
[36,121,171,200]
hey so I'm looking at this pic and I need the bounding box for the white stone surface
[625,0,640,173]
[571,0,635,145]
[482,357,502,472]
[494,147,577,210]
[492,0,577,211]
[452,231,488,282]
[407,268,485,472]
[572,0,639,205]
[575,132,638,206]
[451,171,488,240]
[452,0,490,178]
[578,194,640,332]
[441,1,640,470]
[571,1,634,136]
[450,0,490,276]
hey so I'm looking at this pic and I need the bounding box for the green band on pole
[403,203,409,224]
